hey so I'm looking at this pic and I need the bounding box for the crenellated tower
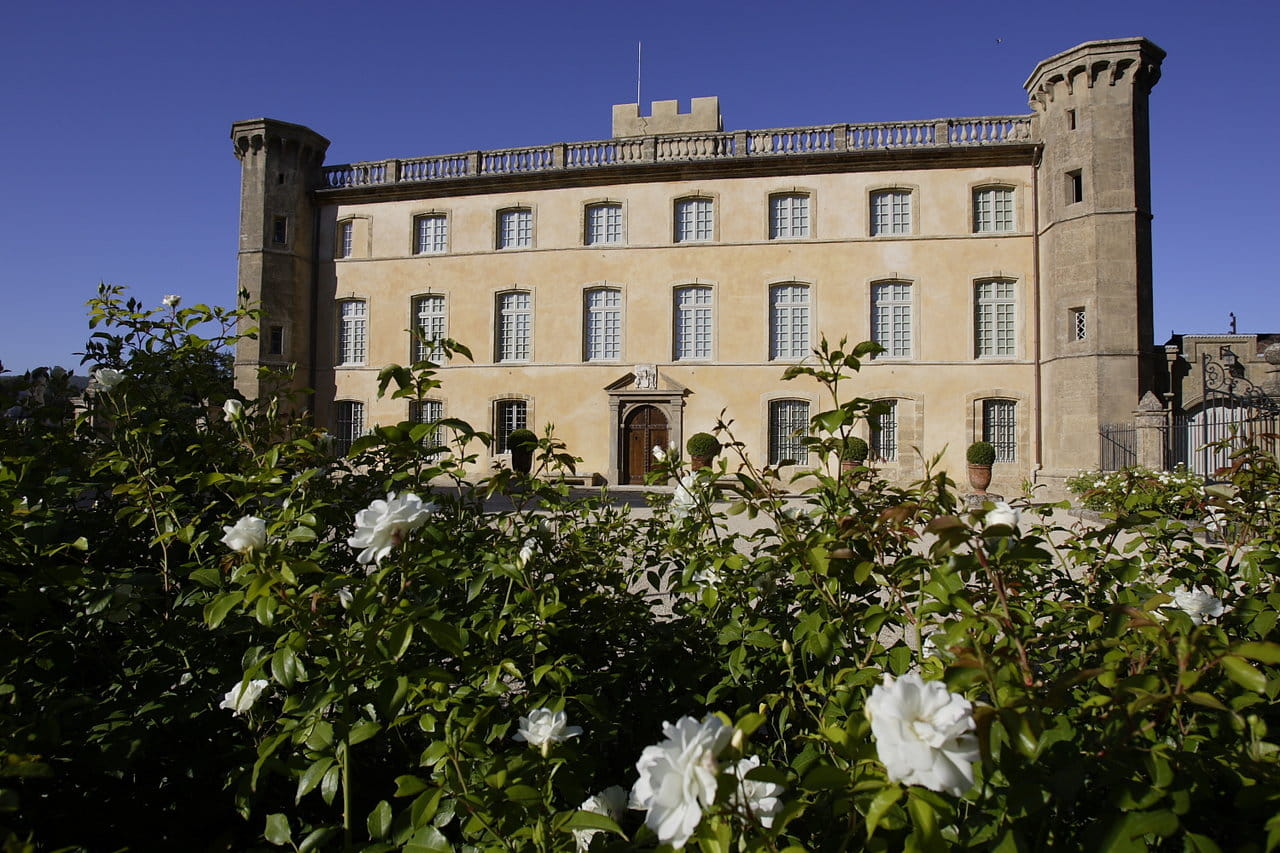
[230,119,330,401]
[1025,38,1164,480]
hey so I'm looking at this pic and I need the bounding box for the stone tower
[1025,38,1164,480]
[230,119,330,400]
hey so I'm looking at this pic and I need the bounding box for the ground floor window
[982,399,1016,462]
[334,401,364,455]
[768,399,810,465]
[871,399,898,462]
[494,399,527,453]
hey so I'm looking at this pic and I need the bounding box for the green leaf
[367,800,393,840]
[559,810,624,836]
[865,784,903,838]
[320,763,341,805]
[1223,656,1268,694]
[204,591,243,629]
[349,720,382,745]
[296,757,335,802]
[505,784,541,803]
[298,828,335,852]
[387,621,415,660]
[1233,642,1280,664]
[264,813,291,846]
[404,825,453,852]
[395,774,430,797]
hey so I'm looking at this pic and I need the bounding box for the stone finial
[612,97,722,138]
[1264,343,1280,366]
[1137,391,1164,412]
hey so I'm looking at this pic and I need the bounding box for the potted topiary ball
[507,428,538,475]
[686,432,722,471]
[841,436,869,477]
[966,440,996,493]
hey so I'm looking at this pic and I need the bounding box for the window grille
[584,288,622,361]
[983,399,1017,462]
[871,399,898,462]
[975,280,1016,357]
[871,282,912,358]
[338,300,367,364]
[769,283,810,359]
[413,295,446,362]
[494,400,527,453]
[769,400,810,465]
[335,401,364,455]
[497,292,532,361]
[673,286,713,360]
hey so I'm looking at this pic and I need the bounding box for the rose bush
[1,295,1278,851]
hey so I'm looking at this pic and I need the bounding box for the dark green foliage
[685,432,722,458]
[966,440,996,465]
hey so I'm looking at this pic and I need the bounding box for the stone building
[230,37,1164,495]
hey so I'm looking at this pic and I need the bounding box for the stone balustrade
[321,114,1034,190]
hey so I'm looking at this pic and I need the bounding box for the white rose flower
[631,714,732,849]
[223,398,244,421]
[572,785,627,852]
[984,501,1020,534]
[1171,586,1226,625]
[514,708,582,755]
[866,672,979,797]
[162,294,181,308]
[94,368,125,391]
[220,515,267,553]
[516,537,537,569]
[726,755,785,828]
[336,587,353,609]
[671,473,702,520]
[652,444,667,462]
[690,566,721,589]
[219,678,269,714]
[348,492,435,565]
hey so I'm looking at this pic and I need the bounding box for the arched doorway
[623,405,669,484]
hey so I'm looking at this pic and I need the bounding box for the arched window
[768,399,810,465]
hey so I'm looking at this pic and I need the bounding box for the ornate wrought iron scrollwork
[1202,347,1280,412]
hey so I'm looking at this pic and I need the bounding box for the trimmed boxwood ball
[967,440,996,465]
[506,428,538,451]
[686,432,721,458]
[842,436,869,462]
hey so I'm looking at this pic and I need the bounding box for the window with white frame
[768,399,810,466]
[585,203,623,246]
[769,283,810,360]
[494,399,527,453]
[871,399,898,462]
[673,286,713,360]
[973,186,1015,233]
[982,399,1017,462]
[584,288,622,361]
[496,291,532,362]
[769,193,810,239]
[414,214,448,254]
[1072,307,1087,341]
[498,208,533,249]
[411,399,447,459]
[974,279,1016,357]
[674,197,714,243]
[334,401,364,456]
[871,281,912,358]
[338,220,354,258]
[337,300,367,365]
[412,294,447,363]
[870,190,912,235]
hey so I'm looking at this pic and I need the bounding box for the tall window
[870,190,912,235]
[412,294,447,363]
[973,187,1015,233]
[584,288,622,361]
[585,203,623,246]
[871,400,898,462]
[494,400,527,453]
[338,221,354,258]
[496,291,532,362]
[983,399,1017,462]
[769,399,810,466]
[975,280,1016,357]
[769,283,810,360]
[674,198,714,243]
[415,214,448,254]
[769,194,810,239]
[673,286,713,360]
[334,401,364,455]
[871,282,912,358]
[498,208,533,249]
[337,300,367,365]
[411,399,446,459]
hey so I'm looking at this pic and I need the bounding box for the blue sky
[1,0,1276,373]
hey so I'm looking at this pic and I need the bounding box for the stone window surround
[760,391,819,471]
[581,199,627,247]
[868,184,918,237]
[490,394,533,456]
[671,280,717,361]
[766,188,815,241]
[868,276,916,360]
[973,274,1022,359]
[493,287,534,363]
[965,390,1029,465]
[969,181,1020,234]
[335,297,369,366]
[495,205,536,250]
[766,279,812,362]
[582,281,627,362]
[334,215,372,259]
[409,290,449,363]
[672,193,718,243]
[410,209,451,255]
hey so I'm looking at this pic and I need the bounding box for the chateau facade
[231,37,1164,495]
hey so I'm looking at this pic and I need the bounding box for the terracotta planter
[690,455,713,471]
[967,463,993,493]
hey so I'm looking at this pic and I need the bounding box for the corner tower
[230,119,330,401]
[1025,38,1164,481]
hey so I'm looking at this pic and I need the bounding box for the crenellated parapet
[1024,37,1165,111]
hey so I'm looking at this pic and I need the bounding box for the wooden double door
[623,405,669,485]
